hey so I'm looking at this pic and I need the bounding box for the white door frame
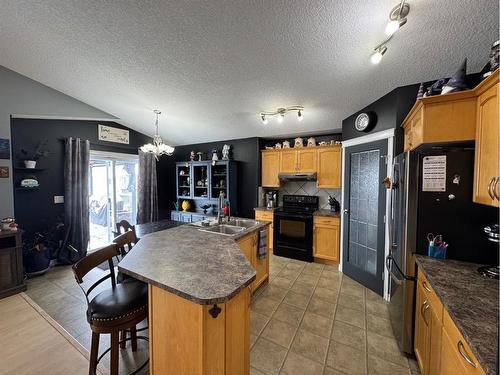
[340,129,394,301]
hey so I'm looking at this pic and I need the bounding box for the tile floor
[24,254,420,375]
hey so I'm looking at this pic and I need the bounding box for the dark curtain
[136,151,159,224]
[63,137,90,261]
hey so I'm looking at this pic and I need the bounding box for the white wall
[0,65,117,218]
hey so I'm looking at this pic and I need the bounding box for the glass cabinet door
[193,164,209,198]
[210,162,228,199]
[177,164,191,198]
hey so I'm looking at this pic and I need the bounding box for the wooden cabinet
[0,231,26,299]
[313,216,340,262]
[149,284,250,375]
[402,90,477,151]
[261,150,280,187]
[317,146,341,188]
[280,150,297,173]
[473,71,499,207]
[297,149,316,172]
[414,270,486,375]
[255,209,274,252]
[237,229,269,293]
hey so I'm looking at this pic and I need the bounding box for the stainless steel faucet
[217,191,226,224]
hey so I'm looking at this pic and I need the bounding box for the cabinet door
[171,211,180,221]
[428,304,443,375]
[268,223,273,252]
[440,329,468,375]
[313,223,339,262]
[280,150,297,173]
[180,213,192,223]
[411,111,424,149]
[253,234,269,290]
[261,151,280,187]
[317,147,341,188]
[473,83,499,207]
[404,126,412,151]
[297,149,316,173]
[414,282,430,375]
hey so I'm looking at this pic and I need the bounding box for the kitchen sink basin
[198,224,246,236]
[227,219,259,228]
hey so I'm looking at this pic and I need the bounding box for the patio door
[88,151,138,249]
[342,139,388,295]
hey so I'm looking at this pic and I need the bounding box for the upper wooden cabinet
[402,90,477,151]
[473,71,499,207]
[280,148,317,173]
[261,150,280,187]
[317,146,341,188]
[280,150,297,173]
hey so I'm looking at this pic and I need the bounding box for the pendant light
[140,110,175,159]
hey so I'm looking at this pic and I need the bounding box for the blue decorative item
[0,138,10,159]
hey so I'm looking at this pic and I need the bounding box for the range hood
[278,172,317,182]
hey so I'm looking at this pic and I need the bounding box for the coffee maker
[265,190,278,209]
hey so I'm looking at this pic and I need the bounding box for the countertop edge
[415,256,496,375]
[119,221,269,305]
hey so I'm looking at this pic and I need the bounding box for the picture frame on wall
[0,166,9,178]
[0,138,10,159]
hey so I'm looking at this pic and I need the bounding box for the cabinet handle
[487,177,496,200]
[457,341,477,368]
[422,281,432,293]
[493,177,500,201]
[421,301,430,325]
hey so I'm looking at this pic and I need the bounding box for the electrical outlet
[54,195,64,204]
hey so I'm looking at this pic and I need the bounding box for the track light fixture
[370,0,410,64]
[259,106,304,125]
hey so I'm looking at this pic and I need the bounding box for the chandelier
[140,109,175,159]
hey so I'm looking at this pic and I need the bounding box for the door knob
[343,209,349,214]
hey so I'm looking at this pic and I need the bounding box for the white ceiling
[0,1,498,145]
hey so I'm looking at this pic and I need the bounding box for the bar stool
[72,243,148,375]
[114,220,137,239]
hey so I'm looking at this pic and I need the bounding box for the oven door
[273,212,313,262]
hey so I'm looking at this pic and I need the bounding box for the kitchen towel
[257,228,268,260]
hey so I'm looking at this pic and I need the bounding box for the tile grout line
[323,271,341,375]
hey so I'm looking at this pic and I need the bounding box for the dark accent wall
[157,137,261,219]
[10,118,149,237]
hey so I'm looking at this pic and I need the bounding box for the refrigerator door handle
[386,254,415,282]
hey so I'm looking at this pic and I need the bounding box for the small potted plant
[20,140,50,168]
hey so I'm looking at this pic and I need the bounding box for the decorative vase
[24,160,36,169]
[181,200,191,212]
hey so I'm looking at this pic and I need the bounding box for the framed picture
[98,124,130,144]
[0,138,10,159]
[0,166,9,178]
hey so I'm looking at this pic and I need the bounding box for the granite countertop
[415,255,499,375]
[313,209,341,218]
[118,220,270,305]
[135,219,184,238]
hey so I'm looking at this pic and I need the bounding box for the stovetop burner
[477,265,500,279]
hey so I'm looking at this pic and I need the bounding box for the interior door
[342,139,388,295]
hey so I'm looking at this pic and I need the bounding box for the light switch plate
[54,195,64,204]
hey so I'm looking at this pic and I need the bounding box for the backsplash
[278,181,341,209]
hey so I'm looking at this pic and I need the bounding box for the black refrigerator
[386,143,499,354]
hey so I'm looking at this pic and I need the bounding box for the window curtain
[63,137,90,262]
[136,151,159,224]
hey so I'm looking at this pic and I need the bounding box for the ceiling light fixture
[370,0,410,64]
[140,109,175,160]
[259,106,304,125]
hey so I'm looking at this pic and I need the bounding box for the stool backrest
[72,243,120,303]
[115,220,136,235]
[113,230,138,258]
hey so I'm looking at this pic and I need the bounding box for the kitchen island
[118,220,270,375]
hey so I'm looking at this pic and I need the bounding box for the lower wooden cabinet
[254,209,274,252]
[149,284,250,375]
[415,271,485,375]
[313,216,340,262]
[237,230,269,292]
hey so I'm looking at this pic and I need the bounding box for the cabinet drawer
[442,309,485,375]
[417,271,443,321]
[313,216,339,226]
[255,210,273,222]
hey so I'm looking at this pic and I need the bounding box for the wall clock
[354,112,376,132]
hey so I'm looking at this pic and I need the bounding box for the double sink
[197,218,259,236]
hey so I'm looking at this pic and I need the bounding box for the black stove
[273,195,319,262]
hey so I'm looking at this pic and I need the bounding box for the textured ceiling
[0,1,498,145]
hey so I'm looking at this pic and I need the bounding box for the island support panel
[148,284,250,375]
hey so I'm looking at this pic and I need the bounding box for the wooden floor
[0,293,104,375]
